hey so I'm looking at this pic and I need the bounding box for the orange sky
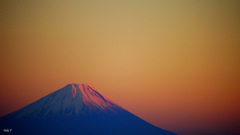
[0,1,240,135]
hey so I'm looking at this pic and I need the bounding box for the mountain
[0,83,177,135]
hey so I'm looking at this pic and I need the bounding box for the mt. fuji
[0,83,176,135]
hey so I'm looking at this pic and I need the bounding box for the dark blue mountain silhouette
[0,83,177,135]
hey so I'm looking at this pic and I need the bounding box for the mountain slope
[0,83,177,135]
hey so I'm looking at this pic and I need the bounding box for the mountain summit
[69,83,121,112]
[0,83,176,135]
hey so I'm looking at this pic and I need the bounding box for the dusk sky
[0,1,240,135]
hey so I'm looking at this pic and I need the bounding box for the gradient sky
[0,1,240,135]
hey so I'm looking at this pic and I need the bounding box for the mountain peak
[68,83,117,111]
[10,84,120,118]
[70,83,88,98]
[56,83,121,113]
[65,83,106,99]
[65,83,96,96]
[1,83,177,135]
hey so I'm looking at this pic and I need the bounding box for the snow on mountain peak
[69,83,118,111]
[11,84,121,118]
